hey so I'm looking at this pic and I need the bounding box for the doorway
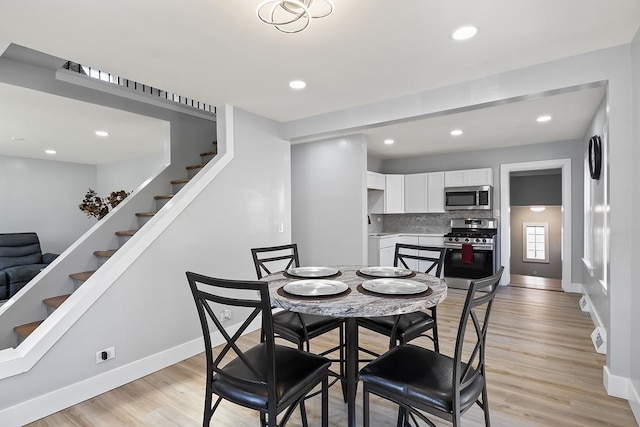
[499,159,573,292]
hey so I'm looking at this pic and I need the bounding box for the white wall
[96,152,167,196]
[0,155,96,254]
[0,107,291,424]
[291,135,368,266]
[629,28,640,421]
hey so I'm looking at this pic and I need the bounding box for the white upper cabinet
[444,168,493,187]
[427,171,445,212]
[367,171,386,190]
[404,173,428,213]
[404,172,445,213]
[384,175,405,213]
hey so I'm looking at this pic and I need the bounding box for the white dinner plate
[283,280,349,297]
[361,279,428,295]
[286,266,339,278]
[358,266,413,278]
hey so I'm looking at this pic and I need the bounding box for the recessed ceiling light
[452,26,477,41]
[45,149,56,155]
[450,129,463,136]
[95,130,110,137]
[536,115,552,123]
[384,139,395,145]
[289,80,307,90]
[10,137,26,141]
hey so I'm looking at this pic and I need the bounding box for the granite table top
[263,265,447,318]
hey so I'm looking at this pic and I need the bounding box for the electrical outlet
[96,346,116,364]
[221,309,232,321]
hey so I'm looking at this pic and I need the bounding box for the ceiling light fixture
[10,137,26,141]
[450,129,463,136]
[95,130,110,137]
[530,206,546,212]
[384,139,395,145]
[452,26,477,41]
[45,149,56,155]
[289,80,307,89]
[257,0,334,33]
[536,115,552,123]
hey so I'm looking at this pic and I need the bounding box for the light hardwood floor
[510,274,562,292]
[28,286,636,426]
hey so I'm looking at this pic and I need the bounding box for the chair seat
[357,311,435,343]
[212,343,330,410]
[273,311,343,343]
[359,344,484,414]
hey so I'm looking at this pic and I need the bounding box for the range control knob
[475,238,481,243]
[454,237,459,242]
[464,238,470,243]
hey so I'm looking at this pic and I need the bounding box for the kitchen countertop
[368,233,444,238]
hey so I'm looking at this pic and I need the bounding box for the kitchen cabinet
[384,175,404,213]
[404,172,445,213]
[367,171,385,190]
[444,168,493,187]
[368,234,445,268]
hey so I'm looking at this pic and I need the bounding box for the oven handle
[443,244,494,251]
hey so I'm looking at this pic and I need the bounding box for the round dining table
[262,265,447,427]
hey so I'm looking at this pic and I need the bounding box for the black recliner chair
[0,232,58,300]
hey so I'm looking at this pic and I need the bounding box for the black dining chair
[359,267,504,427]
[357,244,445,357]
[186,271,331,427]
[251,244,346,396]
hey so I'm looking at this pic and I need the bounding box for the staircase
[12,142,218,345]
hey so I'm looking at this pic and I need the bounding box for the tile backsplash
[368,211,495,235]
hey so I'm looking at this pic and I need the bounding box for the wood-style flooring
[510,274,563,292]
[27,286,636,426]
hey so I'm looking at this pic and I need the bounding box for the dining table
[262,264,448,427]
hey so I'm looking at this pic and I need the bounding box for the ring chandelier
[256,0,334,33]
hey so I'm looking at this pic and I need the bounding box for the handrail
[62,61,216,114]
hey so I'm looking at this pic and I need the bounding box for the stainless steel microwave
[444,185,493,210]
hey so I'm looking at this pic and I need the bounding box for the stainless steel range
[443,218,499,289]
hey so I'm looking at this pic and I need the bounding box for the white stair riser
[187,167,203,179]
[155,198,171,211]
[137,215,153,228]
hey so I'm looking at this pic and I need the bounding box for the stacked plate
[283,280,348,297]
[361,279,428,295]
[286,266,339,278]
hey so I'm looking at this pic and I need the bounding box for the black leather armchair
[0,233,58,300]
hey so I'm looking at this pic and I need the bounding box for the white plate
[361,279,428,295]
[286,266,339,278]
[283,280,349,297]
[359,266,413,278]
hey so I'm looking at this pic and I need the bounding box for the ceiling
[0,83,168,165]
[0,1,638,162]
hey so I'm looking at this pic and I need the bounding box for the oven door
[443,247,494,280]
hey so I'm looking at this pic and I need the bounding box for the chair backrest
[452,267,504,405]
[251,243,300,279]
[393,243,445,277]
[185,271,277,394]
[0,232,43,270]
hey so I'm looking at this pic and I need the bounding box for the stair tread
[94,249,117,258]
[136,212,155,217]
[69,271,95,281]
[171,179,190,184]
[153,194,174,200]
[115,230,137,236]
[43,295,71,309]
[14,321,44,339]
[185,164,205,170]
[200,150,217,156]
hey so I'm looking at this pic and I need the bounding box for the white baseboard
[565,282,582,293]
[0,317,261,427]
[603,365,629,400]
[630,380,640,426]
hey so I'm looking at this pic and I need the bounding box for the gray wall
[631,26,640,418]
[510,173,562,206]
[510,206,562,279]
[292,135,368,265]
[0,155,96,254]
[380,139,584,283]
